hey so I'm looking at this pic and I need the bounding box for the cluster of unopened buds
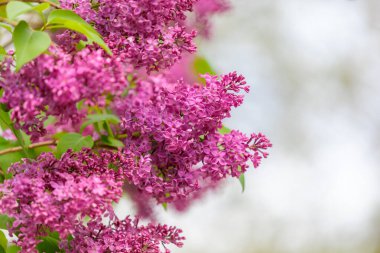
[0,0,271,252]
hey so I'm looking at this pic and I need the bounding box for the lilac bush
[0,0,271,252]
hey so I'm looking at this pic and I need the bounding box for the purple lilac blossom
[114,72,272,205]
[58,0,197,71]
[0,48,129,140]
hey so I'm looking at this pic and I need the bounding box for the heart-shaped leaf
[13,21,51,71]
[6,1,33,21]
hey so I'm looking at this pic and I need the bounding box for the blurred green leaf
[0,214,13,230]
[13,21,51,71]
[0,45,6,61]
[218,125,231,135]
[47,9,111,54]
[239,173,245,192]
[0,137,23,176]
[0,23,13,33]
[6,245,20,253]
[56,133,94,158]
[100,135,124,148]
[36,234,61,253]
[6,1,32,21]
[0,230,7,253]
[80,114,120,133]
[193,56,216,75]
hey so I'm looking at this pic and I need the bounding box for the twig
[0,17,18,27]
[0,140,56,156]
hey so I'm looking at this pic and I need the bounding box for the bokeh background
[119,0,380,252]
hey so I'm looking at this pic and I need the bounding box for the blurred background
[118,0,380,252]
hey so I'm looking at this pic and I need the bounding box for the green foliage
[0,230,7,253]
[13,21,51,71]
[0,137,23,178]
[193,56,216,75]
[218,125,231,135]
[100,135,125,148]
[56,133,94,158]
[0,23,12,33]
[47,9,111,54]
[36,233,61,253]
[6,1,33,21]
[6,245,20,253]
[0,214,13,230]
[239,174,245,192]
[80,113,120,133]
[0,46,6,61]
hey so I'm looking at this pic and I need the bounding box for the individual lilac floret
[0,149,131,252]
[0,48,128,140]
[114,72,271,205]
[59,0,197,72]
[69,216,185,253]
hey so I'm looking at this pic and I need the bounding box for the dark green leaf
[13,21,51,71]
[36,235,61,253]
[56,133,94,158]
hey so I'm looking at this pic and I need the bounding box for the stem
[0,140,56,156]
[0,0,61,9]
[0,17,18,27]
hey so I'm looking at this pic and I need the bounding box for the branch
[0,17,18,27]
[0,140,56,156]
[0,0,61,9]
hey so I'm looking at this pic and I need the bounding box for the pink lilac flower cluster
[58,0,197,71]
[70,216,184,252]
[114,72,272,206]
[0,150,128,251]
[0,48,129,140]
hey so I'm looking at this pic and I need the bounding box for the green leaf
[162,202,168,211]
[238,174,245,192]
[0,46,6,61]
[6,1,33,21]
[0,231,7,253]
[32,3,50,13]
[0,137,24,175]
[0,23,13,33]
[0,214,13,230]
[13,21,51,71]
[6,245,20,253]
[193,56,216,75]
[218,125,231,135]
[100,136,124,148]
[0,6,6,18]
[47,9,111,54]
[56,133,94,158]
[80,114,120,133]
[36,235,61,253]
